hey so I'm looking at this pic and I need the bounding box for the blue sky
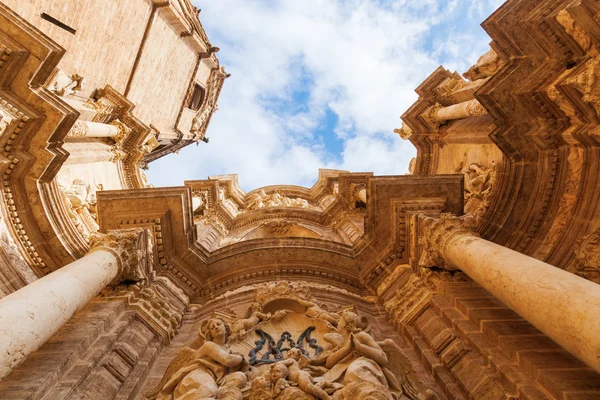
[146,0,504,192]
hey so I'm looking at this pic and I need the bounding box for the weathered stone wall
[2,0,153,98]
[380,268,600,399]
[0,296,159,399]
[126,7,198,137]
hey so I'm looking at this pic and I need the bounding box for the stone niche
[144,281,442,400]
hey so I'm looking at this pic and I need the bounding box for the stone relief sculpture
[246,190,312,210]
[47,68,85,96]
[148,318,249,400]
[462,48,503,81]
[191,66,228,140]
[455,155,497,223]
[151,282,436,399]
[231,302,272,340]
[57,178,103,240]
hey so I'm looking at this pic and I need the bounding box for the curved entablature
[96,174,464,301]
[186,169,369,251]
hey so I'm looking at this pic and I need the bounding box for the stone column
[356,188,367,203]
[426,99,488,124]
[0,229,149,379]
[67,120,126,138]
[419,215,600,373]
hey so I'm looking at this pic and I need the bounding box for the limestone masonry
[0,0,599,399]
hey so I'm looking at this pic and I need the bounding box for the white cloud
[146,0,501,191]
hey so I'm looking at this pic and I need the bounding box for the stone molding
[102,276,190,344]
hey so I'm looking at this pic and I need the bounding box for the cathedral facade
[0,0,599,399]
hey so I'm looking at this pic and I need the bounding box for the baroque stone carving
[574,228,600,284]
[418,214,478,270]
[57,178,101,241]
[152,282,435,399]
[455,158,498,223]
[46,68,85,96]
[246,190,312,210]
[0,214,36,285]
[102,277,189,342]
[465,99,488,117]
[190,66,228,141]
[394,123,412,140]
[89,228,152,283]
[231,302,272,340]
[147,318,249,399]
[67,120,89,137]
[463,48,503,81]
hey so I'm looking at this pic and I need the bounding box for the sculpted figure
[280,348,332,400]
[297,299,340,326]
[231,302,271,339]
[48,68,85,96]
[148,318,248,400]
[247,190,268,210]
[249,375,274,400]
[320,311,398,399]
[319,310,435,400]
[270,362,293,397]
[463,48,502,81]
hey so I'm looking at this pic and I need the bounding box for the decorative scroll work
[249,327,322,366]
[151,282,437,400]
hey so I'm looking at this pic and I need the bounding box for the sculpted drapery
[150,282,436,400]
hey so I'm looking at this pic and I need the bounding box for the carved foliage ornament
[89,228,152,283]
[574,228,600,284]
[418,214,478,270]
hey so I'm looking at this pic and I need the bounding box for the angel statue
[147,318,249,400]
[320,310,437,400]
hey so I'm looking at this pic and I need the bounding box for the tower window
[40,13,76,34]
[188,84,205,111]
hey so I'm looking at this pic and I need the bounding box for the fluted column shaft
[0,249,119,379]
[437,226,600,373]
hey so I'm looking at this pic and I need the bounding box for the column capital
[418,213,478,270]
[422,102,443,127]
[89,228,152,283]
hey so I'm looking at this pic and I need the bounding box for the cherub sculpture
[249,375,274,400]
[231,302,271,340]
[279,348,332,400]
[147,318,248,400]
[297,299,340,326]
